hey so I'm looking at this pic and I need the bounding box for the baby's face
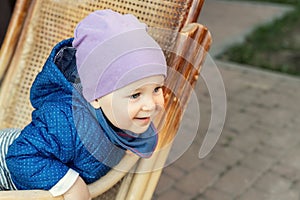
[96,75,165,134]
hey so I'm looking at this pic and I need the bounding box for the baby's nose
[141,96,156,111]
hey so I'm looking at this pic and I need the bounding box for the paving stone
[251,90,290,109]
[155,174,176,196]
[216,129,238,148]
[280,146,300,169]
[201,156,228,175]
[272,76,300,95]
[287,114,300,133]
[262,131,299,150]
[192,195,208,200]
[237,188,271,200]
[254,172,292,194]
[172,143,204,172]
[162,165,186,181]
[247,124,279,145]
[208,146,244,168]
[214,166,258,197]
[223,104,249,127]
[235,101,272,120]
[259,86,300,112]
[241,152,274,172]
[202,187,233,200]
[254,142,284,160]
[229,83,271,107]
[224,64,279,87]
[238,188,299,200]
[175,167,218,195]
[270,190,300,200]
[230,129,262,154]
[154,188,193,200]
[222,110,256,134]
[257,108,299,131]
[291,180,300,191]
[272,163,300,182]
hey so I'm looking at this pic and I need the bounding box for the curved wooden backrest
[0,0,211,199]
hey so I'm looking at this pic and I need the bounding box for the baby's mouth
[134,116,151,125]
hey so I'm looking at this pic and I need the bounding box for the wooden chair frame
[0,0,211,199]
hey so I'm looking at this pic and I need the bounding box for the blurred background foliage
[218,0,300,76]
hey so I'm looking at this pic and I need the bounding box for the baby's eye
[130,93,141,99]
[154,86,162,93]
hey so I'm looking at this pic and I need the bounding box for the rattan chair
[0,0,211,199]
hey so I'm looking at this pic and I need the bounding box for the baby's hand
[63,176,91,200]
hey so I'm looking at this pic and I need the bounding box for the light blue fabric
[5,38,158,191]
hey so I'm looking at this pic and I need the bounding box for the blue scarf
[95,108,158,158]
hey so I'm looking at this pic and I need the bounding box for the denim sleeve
[69,108,125,184]
[6,106,75,190]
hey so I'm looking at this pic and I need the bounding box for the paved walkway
[154,1,300,200]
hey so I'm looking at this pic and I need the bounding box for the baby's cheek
[157,94,165,107]
[126,105,139,119]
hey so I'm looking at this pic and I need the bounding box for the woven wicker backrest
[0,0,204,129]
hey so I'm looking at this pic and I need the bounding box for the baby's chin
[124,122,152,135]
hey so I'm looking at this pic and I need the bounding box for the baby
[0,9,167,199]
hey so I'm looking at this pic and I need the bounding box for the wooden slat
[0,0,31,81]
[186,0,205,25]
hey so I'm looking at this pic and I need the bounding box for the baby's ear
[90,99,101,109]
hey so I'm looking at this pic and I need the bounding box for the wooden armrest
[0,190,63,200]
[88,153,139,197]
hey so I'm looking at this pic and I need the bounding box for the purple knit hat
[72,9,167,102]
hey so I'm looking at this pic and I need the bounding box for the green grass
[219,1,300,76]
